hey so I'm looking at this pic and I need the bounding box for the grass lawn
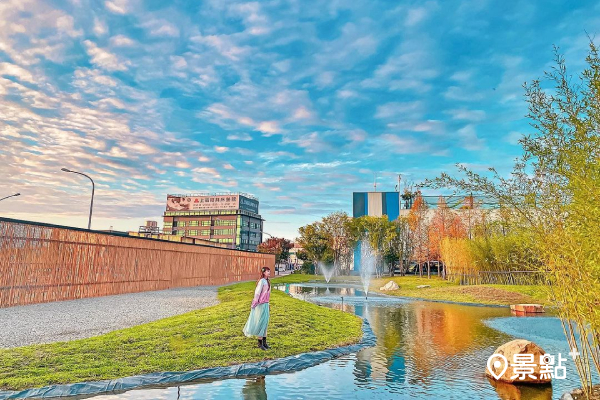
[369,275,549,306]
[0,276,362,391]
[277,273,548,306]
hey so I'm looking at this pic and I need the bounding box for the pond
[87,283,584,400]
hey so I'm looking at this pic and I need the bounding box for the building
[288,243,304,268]
[352,192,402,219]
[128,231,229,248]
[162,193,263,251]
[138,220,159,235]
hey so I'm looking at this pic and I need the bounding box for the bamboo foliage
[0,218,275,308]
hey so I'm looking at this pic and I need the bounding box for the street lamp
[0,193,20,202]
[61,168,95,230]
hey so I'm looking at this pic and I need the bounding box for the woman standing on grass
[243,267,271,350]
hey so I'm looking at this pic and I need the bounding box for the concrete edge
[0,319,376,399]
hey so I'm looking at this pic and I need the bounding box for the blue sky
[0,0,598,239]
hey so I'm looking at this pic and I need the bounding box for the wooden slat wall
[0,219,275,308]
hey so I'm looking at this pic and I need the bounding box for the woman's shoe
[263,337,270,349]
[258,338,267,350]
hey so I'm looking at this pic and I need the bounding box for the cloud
[141,19,180,38]
[405,7,428,27]
[446,108,486,121]
[375,102,422,119]
[505,131,524,145]
[377,133,431,154]
[83,40,129,71]
[444,86,484,102]
[110,35,135,47]
[457,125,485,151]
[227,133,253,141]
[1,0,589,238]
[281,132,334,153]
[93,18,108,36]
[0,62,35,83]
[105,0,130,14]
[256,121,280,135]
[192,167,221,178]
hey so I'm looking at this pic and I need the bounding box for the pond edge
[0,319,376,399]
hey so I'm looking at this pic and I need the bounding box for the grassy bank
[283,273,548,306]
[0,276,362,391]
[369,276,548,306]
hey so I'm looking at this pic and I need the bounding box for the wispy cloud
[0,0,594,238]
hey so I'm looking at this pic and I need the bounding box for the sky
[0,0,599,239]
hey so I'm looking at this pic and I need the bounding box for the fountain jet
[359,239,377,299]
[317,261,336,283]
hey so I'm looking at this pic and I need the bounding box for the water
[359,240,377,297]
[83,284,584,400]
[317,261,336,283]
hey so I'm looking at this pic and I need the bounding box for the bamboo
[0,218,274,308]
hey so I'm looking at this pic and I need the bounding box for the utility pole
[373,172,377,192]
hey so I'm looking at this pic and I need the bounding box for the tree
[384,217,412,276]
[425,43,600,395]
[257,237,293,265]
[347,215,396,277]
[321,211,354,274]
[297,222,333,266]
[408,191,429,277]
[428,197,467,278]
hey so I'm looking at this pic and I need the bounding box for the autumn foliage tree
[427,196,467,277]
[257,237,293,265]
[408,192,429,276]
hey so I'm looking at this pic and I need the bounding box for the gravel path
[0,286,220,349]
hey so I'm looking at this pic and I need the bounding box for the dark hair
[259,266,271,288]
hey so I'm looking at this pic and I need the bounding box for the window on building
[201,221,211,226]
[200,229,210,236]
[215,220,235,226]
[213,229,234,235]
[188,230,198,236]
[163,222,173,227]
[188,221,199,226]
[176,230,185,236]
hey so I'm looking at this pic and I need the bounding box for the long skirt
[243,302,270,337]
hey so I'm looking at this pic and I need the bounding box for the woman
[243,267,271,350]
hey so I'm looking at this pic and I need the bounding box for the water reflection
[489,378,553,400]
[81,283,579,400]
[242,377,267,400]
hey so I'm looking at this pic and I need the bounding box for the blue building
[352,192,401,220]
[352,192,402,272]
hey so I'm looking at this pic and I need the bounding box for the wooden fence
[0,217,275,308]
[446,270,547,285]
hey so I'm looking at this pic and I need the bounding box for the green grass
[370,276,549,306]
[0,278,362,391]
[277,273,548,306]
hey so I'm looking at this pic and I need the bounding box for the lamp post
[61,168,95,230]
[0,193,20,202]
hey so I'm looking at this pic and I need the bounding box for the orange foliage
[428,196,467,260]
[408,192,429,263]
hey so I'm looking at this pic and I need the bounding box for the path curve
[0,286,219,349]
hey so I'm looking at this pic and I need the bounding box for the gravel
[0,286,220,349]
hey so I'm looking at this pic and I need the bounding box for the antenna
[395,174,401,192]
[373,172,377,192]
